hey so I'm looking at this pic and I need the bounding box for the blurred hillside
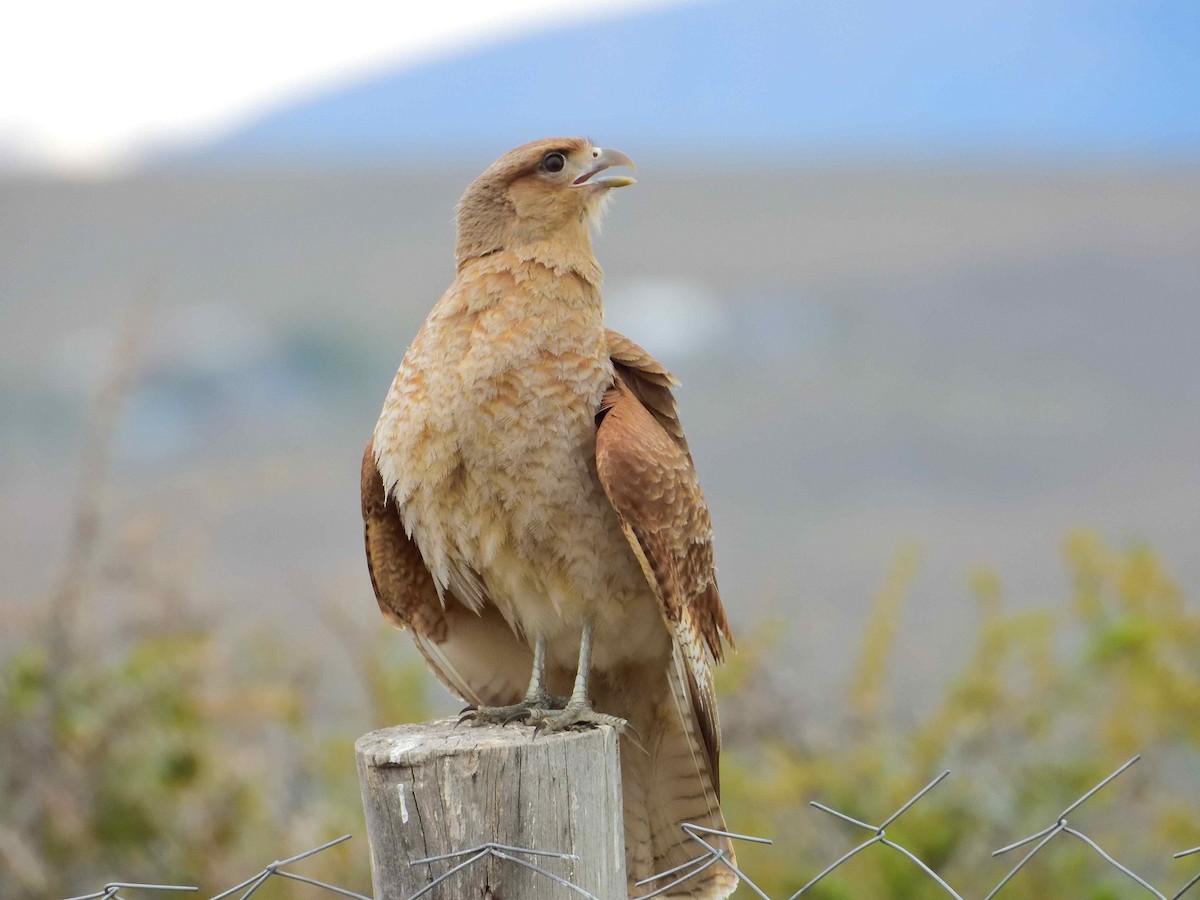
[187,0,1200,165]
[3,163,1199,716]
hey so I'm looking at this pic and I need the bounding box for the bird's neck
[448,246,606,348]
[458,233,603,292]
[456,201,601,286]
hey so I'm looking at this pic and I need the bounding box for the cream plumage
[362,137,735,897]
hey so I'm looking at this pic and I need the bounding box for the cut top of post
[355,718,618,768]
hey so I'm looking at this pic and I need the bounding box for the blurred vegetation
[718,537,1200,898]
[5,522,1199,899]
[0,485,427,897]
[2,317,1198,897]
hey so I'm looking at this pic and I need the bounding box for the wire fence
[630,755,1200,900]
[59,755,1200,900]
[61,836,370,900]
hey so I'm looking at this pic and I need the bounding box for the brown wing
[361,438,532,708]
[596,332,734,788]
[605,329,689,447]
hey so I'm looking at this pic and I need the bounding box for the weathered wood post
[356,719,626,899]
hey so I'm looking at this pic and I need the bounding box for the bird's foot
[525,703,629,737]
[457,692,568,727]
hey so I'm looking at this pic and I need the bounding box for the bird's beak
[573,148,636,188]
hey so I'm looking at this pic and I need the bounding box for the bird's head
[455,137,636,268]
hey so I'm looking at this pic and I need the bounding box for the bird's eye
[542,152,566,173]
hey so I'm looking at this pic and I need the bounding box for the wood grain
[356,720,627,899]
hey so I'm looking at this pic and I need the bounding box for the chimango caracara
[362,138,736,897]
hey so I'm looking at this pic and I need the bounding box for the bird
[361,137,736,898]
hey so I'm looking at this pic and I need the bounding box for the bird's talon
[525,705,628,736]
[457,696,569,728]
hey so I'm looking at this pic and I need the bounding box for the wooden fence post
[356,719,627,899]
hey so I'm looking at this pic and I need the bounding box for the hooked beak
[573,147,636,188]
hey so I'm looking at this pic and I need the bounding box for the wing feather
[361,439,531,708]
[595,332,734,791]
[361,438,447,639]
[605,329,688,444]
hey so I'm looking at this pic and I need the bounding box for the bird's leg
[523,621,628,735]
[458,636,568,726]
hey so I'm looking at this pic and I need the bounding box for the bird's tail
[595,659,738,899]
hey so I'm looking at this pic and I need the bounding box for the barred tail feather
[598,658,737,899]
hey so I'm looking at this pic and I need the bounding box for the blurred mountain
[186,0,1200,166]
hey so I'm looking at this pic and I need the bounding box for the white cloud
[2,0,691,174]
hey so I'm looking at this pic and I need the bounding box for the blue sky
[205,0,1200,164]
